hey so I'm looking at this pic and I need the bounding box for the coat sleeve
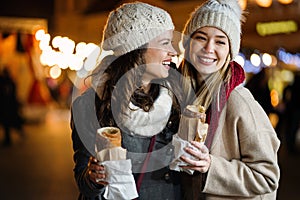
[203,87,280,197]
[70,89,105,199]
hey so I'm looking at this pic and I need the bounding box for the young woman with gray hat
[177,0,280,199]
[70,2,185,199]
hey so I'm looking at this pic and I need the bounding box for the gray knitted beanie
[183,0,245,60]
[102,2,174,57]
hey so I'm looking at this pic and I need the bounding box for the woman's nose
[202,42,214,54]
[168,45,178,57]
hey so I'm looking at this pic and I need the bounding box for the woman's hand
[87,156,108,185]
[180,141,211,173]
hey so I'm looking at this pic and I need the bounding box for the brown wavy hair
[90,45,182,128]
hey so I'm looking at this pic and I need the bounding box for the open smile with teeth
[162,61,171,66]
[198,56,216,63]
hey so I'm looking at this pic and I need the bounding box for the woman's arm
[204,87,280,197]
[71,112,106,199]
[70,89,106,199]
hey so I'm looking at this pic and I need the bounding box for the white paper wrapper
[169,134,201,175]
[171,105,208,175]
[96,147,126,161]
[95,127,138,199]
[101,160,138,200]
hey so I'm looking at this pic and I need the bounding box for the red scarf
[205,61,245,149]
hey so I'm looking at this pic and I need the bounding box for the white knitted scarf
[122,86,173,137]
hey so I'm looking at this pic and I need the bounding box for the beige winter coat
[202,85,280,199]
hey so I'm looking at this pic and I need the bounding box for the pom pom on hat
[182,0,246,60]
[217,0,242,16]
[101,2,174,57]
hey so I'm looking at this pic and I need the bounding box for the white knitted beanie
[183,0,244,60]
[102,2,174,57]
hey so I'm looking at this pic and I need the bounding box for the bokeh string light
[35,28,112,79]
[36,28,300,76]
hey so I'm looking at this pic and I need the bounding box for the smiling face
[188,26,230,78]
[142,30,177,84]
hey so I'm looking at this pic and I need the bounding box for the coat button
[164,172,171,182]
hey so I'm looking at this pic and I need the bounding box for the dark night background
[0,0,54,18]
[0,0,54,30]
[0,0,127,31]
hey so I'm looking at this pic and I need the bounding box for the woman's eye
[194,36,206,41]
[162,41,171,45]
[217,40,226,45]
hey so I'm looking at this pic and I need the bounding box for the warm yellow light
[68,54,84,71]
[40,49,57,66]
[39,41,51,51]
[35,29,45,41]
[55,52,69,69]
[75,42,87,57]
[270,89,279,107]
[270,55,278,67]
[49,65,62,79]
[278,0,293,4]
[269,113,279,128]
[38,33,50,50]
[256,20,298,36]
[57,37,75,54]
[256,0,272,7]
[36,31,111,72]
[280,70,294,82]
[52,36,62,49]
[238,0,247,10]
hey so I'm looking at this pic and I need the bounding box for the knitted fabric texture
[102,2,174,56]
[183,0,243,60]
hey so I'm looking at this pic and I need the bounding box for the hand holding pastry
[87,156,108,185]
